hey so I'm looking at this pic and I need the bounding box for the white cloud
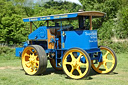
[35,0,82,6]
[63,0,82,5]
[54,0,82,6]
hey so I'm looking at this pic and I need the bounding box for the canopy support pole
[30,22,32,33]
[47,21,49,26]
[89,16,92,30]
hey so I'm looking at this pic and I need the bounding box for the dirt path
[0,66,21,70]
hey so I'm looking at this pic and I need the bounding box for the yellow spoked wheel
[91,46,117,74]
[22,45,47,75]
[50,58,62,71]
[62,48,91,79]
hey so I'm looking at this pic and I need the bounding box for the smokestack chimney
[78,9,84,12]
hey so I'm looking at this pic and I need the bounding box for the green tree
[0,0,29,44]
[116,4,128,38]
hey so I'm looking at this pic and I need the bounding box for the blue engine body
[16,26,100,57]
[28,26,47,40]
[15,47,24,57]
[63,30,98,50]
[16,26,48,57]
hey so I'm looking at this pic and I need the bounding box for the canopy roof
[23,11,106,22]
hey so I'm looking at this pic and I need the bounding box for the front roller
[21,45,47,75]
[91,46,117,74]
[62,48,91,79]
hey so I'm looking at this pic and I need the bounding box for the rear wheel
[62,48,91,79]
[22,45,47,75]
[91,46,117,74]
[50,58,62,71]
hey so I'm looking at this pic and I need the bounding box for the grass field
[0,53,128,85]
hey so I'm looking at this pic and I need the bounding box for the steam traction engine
[16,11,117,79]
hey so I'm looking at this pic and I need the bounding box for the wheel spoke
[69,52,76,61]
[33,55,38,60]
[31,53,35,57]
[76,67,82,76]
[33,64,38,69]
[103,63,108,71]
[29,49,36,54]
[35,61,39,65]
[24,53,30,57]
[70,67,75,74]
[30,66,34,72]
[29,49,33,53]
[96,62,102,69]
[64,62,72,65]
[79,62,87,67]
[33,60,39,67]
[33,51,37,54]
[103,51,109,59]
[31,65,37,71]
[105,59,114,63]
[77,53,82,62]
[25,61,31,68]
